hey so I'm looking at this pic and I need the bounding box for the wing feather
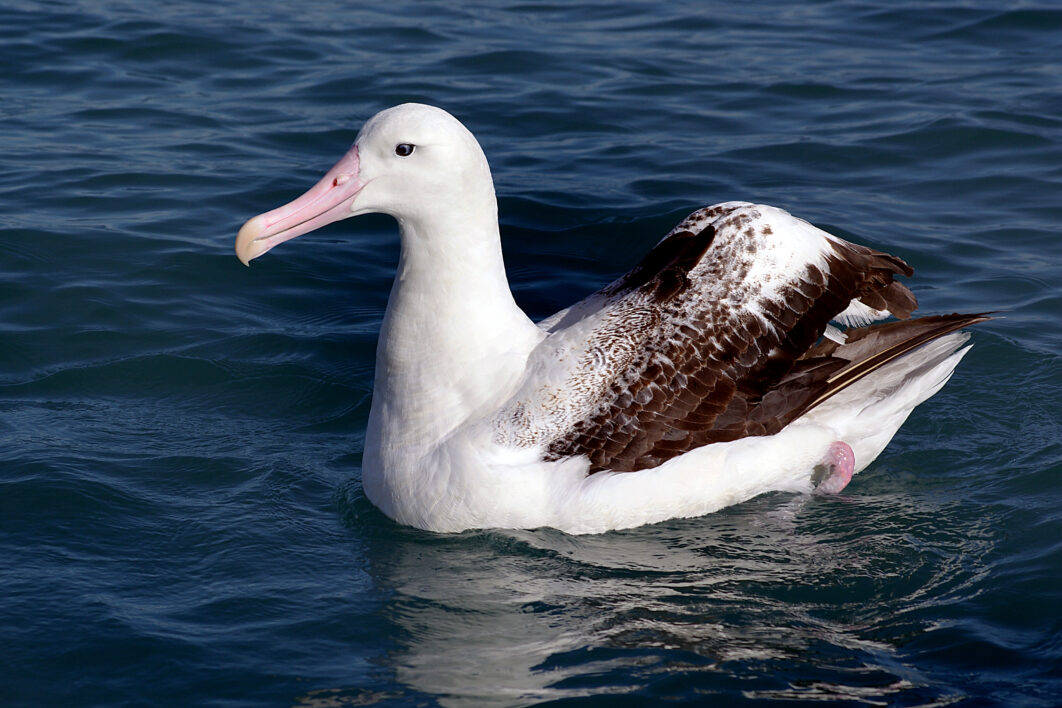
[492,202,981,473]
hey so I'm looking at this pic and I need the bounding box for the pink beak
[235,145,365,265]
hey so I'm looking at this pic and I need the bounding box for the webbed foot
[812,441,855,494]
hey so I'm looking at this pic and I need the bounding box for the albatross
[235,103,986,534]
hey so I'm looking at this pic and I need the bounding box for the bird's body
[236,103,985,534]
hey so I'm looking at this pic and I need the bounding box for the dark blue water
[2,1,1060,705]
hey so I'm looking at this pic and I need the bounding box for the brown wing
[539,203,974,473]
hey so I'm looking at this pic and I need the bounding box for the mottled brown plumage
[529,203,985,473]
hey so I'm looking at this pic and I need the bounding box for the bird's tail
[793,313,990,471]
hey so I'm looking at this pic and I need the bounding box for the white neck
[363,199,543,475]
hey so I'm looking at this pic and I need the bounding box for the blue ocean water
[2,0,1061,705]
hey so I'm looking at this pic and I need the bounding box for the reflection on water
[352,489,999,706]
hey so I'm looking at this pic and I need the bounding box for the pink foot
[813,441,855,494]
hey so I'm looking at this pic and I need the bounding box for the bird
[235,103,987,535]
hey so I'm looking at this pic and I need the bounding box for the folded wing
[492,202,982,473]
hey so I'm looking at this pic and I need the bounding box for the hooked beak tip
[235,214,268,266]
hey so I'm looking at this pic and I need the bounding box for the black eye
[395,143,415,157]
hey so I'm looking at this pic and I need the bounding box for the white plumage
[236,103,983,534]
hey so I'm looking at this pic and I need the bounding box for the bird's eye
[395,143,415,157]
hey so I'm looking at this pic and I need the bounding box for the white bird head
[235,103,495,265]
